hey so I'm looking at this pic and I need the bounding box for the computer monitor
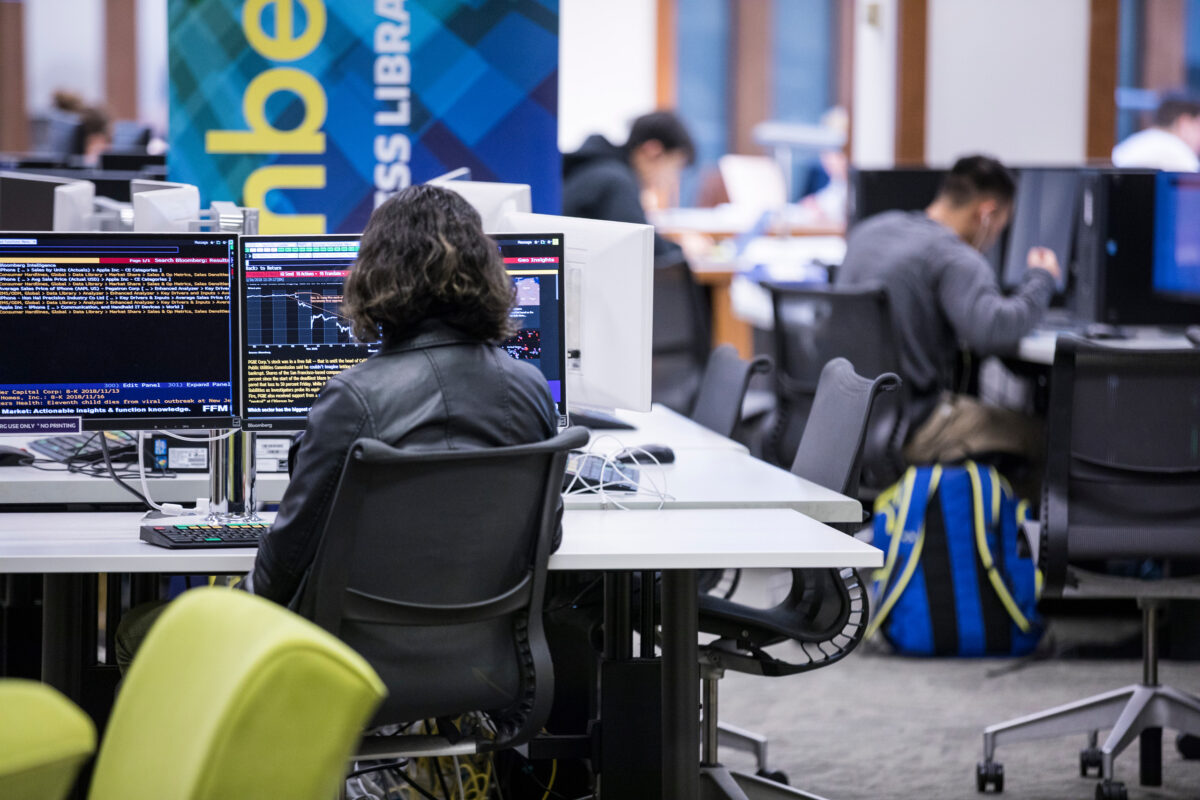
[100,152,166,172]
[238,233,568,431]
[131,179,201,232]
[497,212,655,413]
[848,167,946,229]
[0,172,96,232]
[431,180,532,230]
[1152,172,1200,304]
[494,233,568,426]
[1001,169,1080,293]
[847,166,1007,274]
[1078,169,1200,326]
[0,232,240,430]
[52,180,96,231]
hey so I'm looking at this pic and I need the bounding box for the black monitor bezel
[0,230,241,431]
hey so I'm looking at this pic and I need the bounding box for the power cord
[561,434,673,510]
[98,435,155,508]
[344,760,441,800]
[135,431,189,516]
[162,429,240,442]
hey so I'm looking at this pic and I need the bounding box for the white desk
[0,404,742,507]
[0,406,862,524]
[1017,328,1195,366]
[1,506,878,800]
[0,508,879,575]
[564,449,860,521]
[606,405,749,453]
[0,453,288,506]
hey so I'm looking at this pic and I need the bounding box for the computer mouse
[1084,323,1127,341]
[0,444,31,467]
[615,443,675,465]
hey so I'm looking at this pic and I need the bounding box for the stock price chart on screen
[240,237,375,430]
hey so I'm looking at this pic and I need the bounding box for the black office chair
[652,257,712,414]
[766,283,906,495]
[698,358,901,797]
[691,344,773,440]
[296,427,587,764]
[977,338,1200,800]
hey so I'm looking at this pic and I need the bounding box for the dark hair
[1155,92,1200,127]
[625,111,696,165]
[937,155,1016,207]
[79,107,110,137]
[343,184,515,344]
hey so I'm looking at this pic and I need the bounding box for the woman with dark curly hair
[115,185,557,672]
[243,184,557,607]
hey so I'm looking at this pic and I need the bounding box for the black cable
[519,765,570,800]
[344,761,441,800]
[544,576,604,614]
[427,729,453,799]
[99,436,154,508]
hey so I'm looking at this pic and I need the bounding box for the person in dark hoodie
[562,110,696,260]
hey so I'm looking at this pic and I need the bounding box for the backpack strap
[965,461,1033,634]
[871,466,916,592]
[866,464,944,640]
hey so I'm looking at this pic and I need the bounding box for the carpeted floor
[714,573,1200,800]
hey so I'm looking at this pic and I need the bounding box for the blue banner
[168,0,560,234]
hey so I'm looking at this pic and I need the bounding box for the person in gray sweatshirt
[836,155,1060,464]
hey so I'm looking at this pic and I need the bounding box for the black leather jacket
[245,320,557,607]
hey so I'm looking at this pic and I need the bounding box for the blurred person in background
[1112,92,1200,172]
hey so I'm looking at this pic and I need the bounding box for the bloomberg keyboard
[27,431,136,463]
[140,520,269,549]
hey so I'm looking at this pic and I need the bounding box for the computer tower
[1068,170,1110,323]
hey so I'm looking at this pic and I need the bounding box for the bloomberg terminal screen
[240,233,567,431]
[240,235,374,430]
[0,233,239,430]
[494,234,566,423]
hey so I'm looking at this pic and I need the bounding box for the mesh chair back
[791,358,901,498]
[768,283,905,488]
[301,428,586,745]
[697,359,893,677]
[1041,338,1200,593]
[652,257,711,413]
[690,345,772,438]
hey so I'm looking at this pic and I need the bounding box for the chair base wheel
[976,761,1004,793]
[1095,779,1127,800]
[1080,747,1102,777]
[756,768,789,785]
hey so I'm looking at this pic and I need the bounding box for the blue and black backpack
[866,462,1043,657]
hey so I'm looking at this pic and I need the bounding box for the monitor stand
[139,429,258,523]
[208,429,258,521]
[569,408,635,431]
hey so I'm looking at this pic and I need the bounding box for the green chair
[88,587,386,800]
[0,679,97,800]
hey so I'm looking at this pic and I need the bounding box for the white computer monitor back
[499,211,654,413]
[434,180,532,230]
[52,180,96,231]
[132,184,201,232]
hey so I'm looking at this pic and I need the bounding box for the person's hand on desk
[1027,246,1062,284]
[678,229,717,263]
